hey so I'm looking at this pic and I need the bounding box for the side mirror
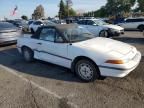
[55,36,64,43]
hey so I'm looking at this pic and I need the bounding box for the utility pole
[66,0,69,17]
[59,11,61,20]
[66,0,73,18]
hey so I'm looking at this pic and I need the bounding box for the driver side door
[36,27,71,68]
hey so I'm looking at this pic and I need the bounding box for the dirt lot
[0,31,144,108]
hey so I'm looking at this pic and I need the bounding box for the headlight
[109,28,119,32]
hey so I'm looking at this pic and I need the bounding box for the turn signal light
[105,60,124,64]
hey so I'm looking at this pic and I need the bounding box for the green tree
[84,0,137,18]
[21,15,28,20]
[69,8,76,16]
[132,0,144,12]
[105,0,132,16]
[130,0,136,6]
[94,6,108,17]
[32,5,44,20]
[59,0,66,19]
[137,0,144,12]
[65,6,76,17]
[58,0,76,18]
[95,0,134,17]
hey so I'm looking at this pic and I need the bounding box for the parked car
[66,18,77,24]
[52,20,66,24]
[7,19,28,32]
[14,19,28,28]
[28,20,34,25]
[0,22,22,45]
[77,19,124,37]
[17,24,141,82]
[29,20,56,33]
[19,20,29,32]
[118,18,144,31]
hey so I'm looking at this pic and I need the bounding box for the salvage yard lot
[0,31,144,108]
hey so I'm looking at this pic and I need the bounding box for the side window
[131,19,139,22]
[87,20,95,25]
[78,20,87,25]
[34,21,42,25]
[77,20,82,24]
[125,19,144,23]
[135,19,144,22]
[126,19,132,23]
[78,20,84,25]
[39,28,55,42]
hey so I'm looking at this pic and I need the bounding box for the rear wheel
[31,28,35,34]
[138,25,144,32]
[75,59,100,82]
[99,30,108,37]
[22,47,34,62]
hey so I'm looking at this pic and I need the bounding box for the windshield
[93,20,108,26]
[63,27,95,42]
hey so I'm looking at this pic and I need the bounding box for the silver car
[0,22,22,45]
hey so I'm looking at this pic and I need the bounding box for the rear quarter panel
[17,37,39,51]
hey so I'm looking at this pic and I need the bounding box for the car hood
[102,24,124,30]
[74,37,133,55]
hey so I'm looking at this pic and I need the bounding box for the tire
[22,47,34,62]
[75,59,100,82]
[31,28,35,34]
[99,30,108,37]
[138,25,144,32]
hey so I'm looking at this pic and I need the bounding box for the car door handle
[37,43,42,45]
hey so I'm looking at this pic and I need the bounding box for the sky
[0,0,107,19]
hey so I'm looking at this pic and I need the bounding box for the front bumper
[108,29,124,37]
[0,36,20,44]
[99,51,141,77]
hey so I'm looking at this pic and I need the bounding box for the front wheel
[138,25,144,32]
[75,59,100,82]
[99,30,108,37]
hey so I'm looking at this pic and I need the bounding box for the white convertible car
[17,24,141,82]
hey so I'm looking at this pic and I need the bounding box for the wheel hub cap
[78,63,93,80]
[24,50,30,60]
